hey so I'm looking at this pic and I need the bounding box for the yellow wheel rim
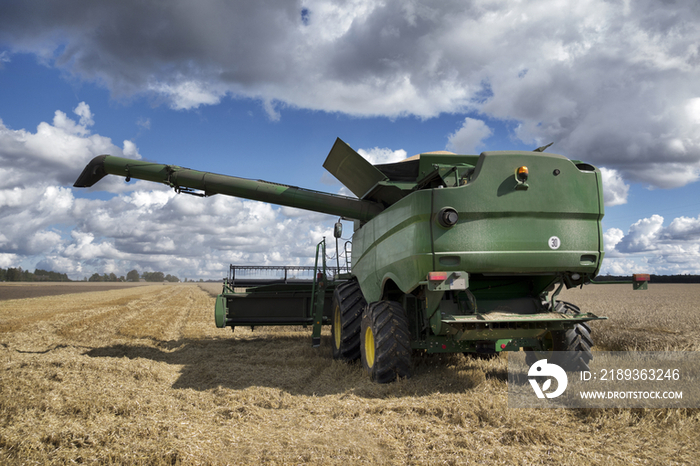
[333,305,341,350]
[364,327,375,368]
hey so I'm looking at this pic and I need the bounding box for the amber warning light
[516,166,529,182]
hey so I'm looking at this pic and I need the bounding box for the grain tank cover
[323,138,388,199]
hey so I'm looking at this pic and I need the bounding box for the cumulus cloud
[446,117,493,154]
[0,102,141,189]
[1,0,700,189]
[665,215,700,240]
[616,215,665,253]
[0,103,148,273]
[599,168,630,206]
[600,258,647,276]
[61,192,335,278]
[357,147,408,165]
[148,79,227,111]
[0,253,19,269]
[603,228,624,254]
[73,101,94,128]
[602,214,700,275]
[0,103,342,279]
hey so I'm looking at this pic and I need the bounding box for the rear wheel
[360,301,412,383]
[331,279,366,361]
[526,301,594,371]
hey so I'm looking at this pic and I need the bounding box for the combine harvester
[75,138,648,383]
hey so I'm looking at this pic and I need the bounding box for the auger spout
[74,155,384,222]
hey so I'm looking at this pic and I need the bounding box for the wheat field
[0,282,698,464]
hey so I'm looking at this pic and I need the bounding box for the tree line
[0,267,179,283]
[0,268,70,282]
[88,270,179,282]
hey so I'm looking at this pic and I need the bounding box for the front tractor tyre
[331,279,366,361]
[360,301,412,383]
[526,301,594,372]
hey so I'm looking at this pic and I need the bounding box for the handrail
[310,238,328,347]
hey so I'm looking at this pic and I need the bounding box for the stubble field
[0,282,698,464]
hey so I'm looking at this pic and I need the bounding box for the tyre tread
[331,279,366,361]
[361,301,412,383]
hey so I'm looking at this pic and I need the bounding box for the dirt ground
[0,283,698,464]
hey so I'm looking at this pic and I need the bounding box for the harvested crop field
[0,283,698,464]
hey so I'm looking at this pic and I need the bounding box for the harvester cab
[75,137,620,383]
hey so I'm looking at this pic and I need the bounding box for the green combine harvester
[75,138,647,383]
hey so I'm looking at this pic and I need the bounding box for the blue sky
[1,0,700,280]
